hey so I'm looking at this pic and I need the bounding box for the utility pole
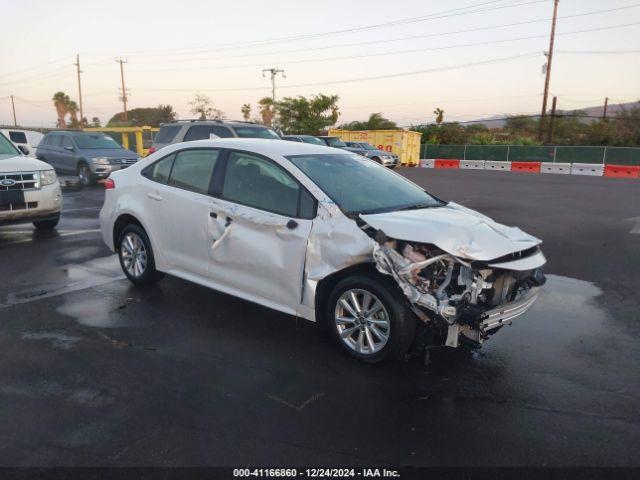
[10,95,17,126]
[603,97,609,119]
[538,0,560,141]
[262,67,286,102]
[547,96,557,144]
[116,58,129,121]
[74,54,84,126]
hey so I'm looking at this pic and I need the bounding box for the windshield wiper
[395,202,442,212]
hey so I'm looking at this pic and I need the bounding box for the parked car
[281,135,326,146]
[150,120,281,154]
[100,139,546,363]
[315,136,366,155]
[36,131,139,186]
[0,132,62,230]
[0,128,44,158]
[345,142,399,168]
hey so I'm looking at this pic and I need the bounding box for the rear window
[8,131,27,144]
[232,126,280,139]
[184,125,234,141]
[154,125,181,144]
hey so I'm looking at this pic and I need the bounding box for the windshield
[233,126,281,139]
[325,137,347,148]
[73,134,122,149]
[0,133,20,158]
[287,154,442,214]
[301,136,325,146]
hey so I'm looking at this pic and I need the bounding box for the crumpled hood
[360,202,541,261]
[0,155,52,172]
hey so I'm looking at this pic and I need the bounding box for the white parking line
[62,206,102,213]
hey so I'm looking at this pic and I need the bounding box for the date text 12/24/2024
[233,469,400,478]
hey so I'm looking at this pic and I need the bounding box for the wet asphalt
[0,169,638,467]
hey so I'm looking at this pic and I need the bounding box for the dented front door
[205,150,315,315]
[205,198,312,315]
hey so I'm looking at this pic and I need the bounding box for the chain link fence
[421,145,640,165]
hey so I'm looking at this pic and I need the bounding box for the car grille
[0,201,38,212]
[0,172,39,191]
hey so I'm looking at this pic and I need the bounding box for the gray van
[149,120,281,154]
[36,131,139,185]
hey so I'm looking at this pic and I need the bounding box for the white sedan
[100,139,546,363]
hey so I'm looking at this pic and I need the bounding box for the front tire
[77,162,95,186]
[371,156,382,164]
[327,274,416,363]
[117,224,164,284]
[33,214,60,230]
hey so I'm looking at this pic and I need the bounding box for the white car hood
[0,155,51,172]
[360,202,541,261]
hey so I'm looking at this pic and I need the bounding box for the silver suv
[149,120,281,154]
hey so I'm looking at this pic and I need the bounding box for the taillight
[104,178,115,189]
[148,147,156,154]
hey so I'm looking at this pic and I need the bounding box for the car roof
[163,138,344,157]
[160,121,272,128]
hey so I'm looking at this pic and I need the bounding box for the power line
[94,0,538,58]
[139,51,541,93]
[123,22,640,73]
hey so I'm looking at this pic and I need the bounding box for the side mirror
[18,145,30,155]
[64,146,75,152]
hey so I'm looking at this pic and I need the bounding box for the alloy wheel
[120,232,147,278]
[334,288,390,355]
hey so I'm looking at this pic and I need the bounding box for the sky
[1,0,639,127]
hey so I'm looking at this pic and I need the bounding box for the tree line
[49,89,640,147]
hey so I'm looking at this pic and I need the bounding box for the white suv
[0,133,62,230]
[100,139,546,363]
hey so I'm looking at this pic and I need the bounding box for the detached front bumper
[480,287,540,333]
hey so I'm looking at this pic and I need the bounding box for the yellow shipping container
[328,129,422,166]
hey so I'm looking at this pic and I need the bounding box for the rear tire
[327,274,416,363]
[117,224,164,284]
[33,215,60,230]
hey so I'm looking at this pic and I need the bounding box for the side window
[142,153,175,184]
[48,135,62,147]
[9,131,27,143]
[154,125,181,144]
[183,125,233,141]
[168,149,220,194]
[62,136,74,149]
[222,152,314,218]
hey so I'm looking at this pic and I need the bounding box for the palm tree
[241,104,252,122]
[67,100,79,127]
[434,108,444,125]
[258,97,274,127]
[52,91,70,128]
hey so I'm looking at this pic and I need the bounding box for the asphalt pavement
[0,169,638,467]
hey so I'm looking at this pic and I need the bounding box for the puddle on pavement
[21,331,81,350]
[57,293,154,328]
[2,255,123,307]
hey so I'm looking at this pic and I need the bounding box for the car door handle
[147,192,163,201]
[286,219,298,230]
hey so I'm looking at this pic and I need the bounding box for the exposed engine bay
[368,229,546,349]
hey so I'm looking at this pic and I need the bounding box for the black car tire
[77,162,96,186]
[326,274,416,363]
[33,215,60,231]
[117,224,164,285]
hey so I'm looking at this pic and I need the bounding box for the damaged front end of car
[369,230,546,349]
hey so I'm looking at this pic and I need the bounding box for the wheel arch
[314,262,380,325]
